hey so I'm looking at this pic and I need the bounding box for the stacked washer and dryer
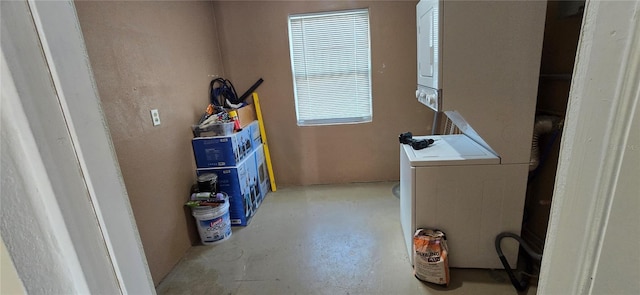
[400,0,547,269]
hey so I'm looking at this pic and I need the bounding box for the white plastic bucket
[192,200,231,245]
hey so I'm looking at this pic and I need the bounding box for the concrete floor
[157,182,536,295]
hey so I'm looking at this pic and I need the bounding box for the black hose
[495,232,543,292]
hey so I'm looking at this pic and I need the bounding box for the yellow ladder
[252,92,277,191]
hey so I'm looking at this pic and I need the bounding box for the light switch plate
[150,109,161,126]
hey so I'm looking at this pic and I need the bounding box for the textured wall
[75,1,224,285]
[213,1,432,186]
[1,238,26,295]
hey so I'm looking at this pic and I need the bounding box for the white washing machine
[400,115,528,269]
[406,0,541,269]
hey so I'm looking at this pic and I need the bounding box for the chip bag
[413,228,450,286]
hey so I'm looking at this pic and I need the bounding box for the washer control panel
[416,85,440,112]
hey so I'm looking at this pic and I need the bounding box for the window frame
[287,8,373,126]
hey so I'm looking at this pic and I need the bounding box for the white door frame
[1,1,154,294]
[538,1,639,294]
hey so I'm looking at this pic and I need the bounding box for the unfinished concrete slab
[157,182,536,295]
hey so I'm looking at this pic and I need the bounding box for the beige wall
[1,238,25,295]
[213,1,432,186]
[75,1,224,285]
[75,0,428,284]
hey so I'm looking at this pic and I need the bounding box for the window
[288,9,372,126]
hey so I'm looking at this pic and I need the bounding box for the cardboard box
[192,126,252,168]
[196,149,262,226]
[247,120,262,149]
[254,144,270,201]
[235,104,257,130]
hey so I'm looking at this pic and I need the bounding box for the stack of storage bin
[192,121,269,226]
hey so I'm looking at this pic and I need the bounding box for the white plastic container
[192,122,235,137]
[192,200,232,245]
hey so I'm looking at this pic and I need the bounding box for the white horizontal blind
[288,9,372,126]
